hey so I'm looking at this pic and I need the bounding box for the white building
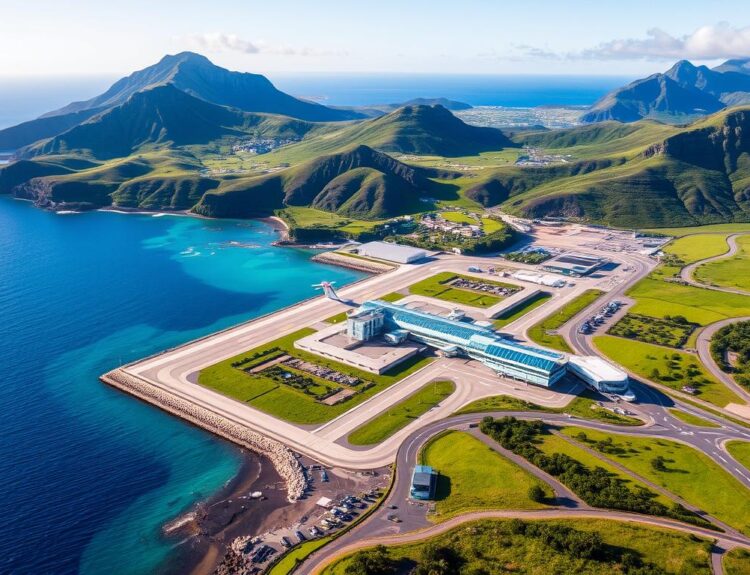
[347,308,384,341]
[568,355,629,394]
[355,241,427,264]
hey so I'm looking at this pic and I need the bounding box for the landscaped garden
[198,328,432,424]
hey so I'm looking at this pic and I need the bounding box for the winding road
[680,232,750,296]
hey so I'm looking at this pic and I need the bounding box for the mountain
[263,104,514,160]
[475,107,750,227]
[21,84,322,160]
[43,52,362,122]
[195,145,435,220]
[581,59,750,124]
[0,52,361,151]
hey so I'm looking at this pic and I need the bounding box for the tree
[528,484,546,503]
[650,456,667,472]
[345,545,397,575]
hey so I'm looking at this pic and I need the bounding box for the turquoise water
[0,199,364,574]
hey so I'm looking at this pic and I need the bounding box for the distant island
[1,51,749,237]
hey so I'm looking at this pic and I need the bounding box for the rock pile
[101,369,307,502]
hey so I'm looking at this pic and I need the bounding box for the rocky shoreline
[101,369,307,502]
[311,251,395,274]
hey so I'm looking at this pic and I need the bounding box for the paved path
[695,317,750,405]
[680,233,750,296]
[299,409,750,573]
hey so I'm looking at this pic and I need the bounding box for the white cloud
[186,33,261,54]
[180,33,338,58]
[581,23,750,61]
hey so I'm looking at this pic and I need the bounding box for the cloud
[581,23,750,61]
[181,33,323,56]
[187,33,261,54]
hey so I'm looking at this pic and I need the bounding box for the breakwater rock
[101,369,307,502]
[311,251,394,274]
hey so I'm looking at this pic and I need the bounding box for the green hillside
[262,104,515,164]
[195,144,442,220]
[21,85,324,160]
[470,106,750,227]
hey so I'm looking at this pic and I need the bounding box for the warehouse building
[542,252,606,276]
[355,241,427,264]
[410,465,437,500]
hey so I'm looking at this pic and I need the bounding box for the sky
[1,0,749,78]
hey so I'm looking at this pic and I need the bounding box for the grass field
[563,426,750,536]
[347,380,456,445]
[724,548,750,575]
[440,210,475,224]
[593,335,742,407]
[322,518,712,575]
[663,233,733,263]
[493,291,552,329]
[198,328,432,424]
[408,271,517,308]
[527,289,604,352]
[727,441,750,474]
[419,431,551,520]
[535,431,675,508]
[627,275,750,325]
[454,391,643,426]
[668,409,720,427]
[695,234,750,292]
[607,313,696,348]
[644,223,750,237]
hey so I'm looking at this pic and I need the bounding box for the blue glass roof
[362,299,566,375]
[484,344,559,372]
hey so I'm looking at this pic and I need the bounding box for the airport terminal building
[349,300,568,387]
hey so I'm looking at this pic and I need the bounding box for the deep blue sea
[0,74,632,130]
[0,198,364,574]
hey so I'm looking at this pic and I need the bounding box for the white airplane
[312,281,342,301]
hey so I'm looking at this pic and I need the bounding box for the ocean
[0,198,364,573]
[0,74,631,130]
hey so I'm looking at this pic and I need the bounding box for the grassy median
[408,272,518,308]
[563,426,750,536]
[527,289,604,352]
[347,380,455,445]
[419,431,551,520]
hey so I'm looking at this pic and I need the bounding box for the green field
[644,223,750,237]
[198,329,432,424]
[607,313,696,348]
[440,210,475,224]
[408,271,517,308]
[663,233,732,264]
[347,380,456,445]
[527,289,604,352]
[322,518,712,575]
[419,431,550,519]
[627,274,750,326]
[695,234,750,292]
[727,441,750,474]
[535,431,675,507]
[724,548,750,575]
[563,426,750,536]
[668,409,720,427]
[493,291,552,329]
[455,391,642,426]
[593,335,742,407]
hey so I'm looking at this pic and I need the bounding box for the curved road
[303,411,750,574]
[680,233,750,296]
[696,317,750,405]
